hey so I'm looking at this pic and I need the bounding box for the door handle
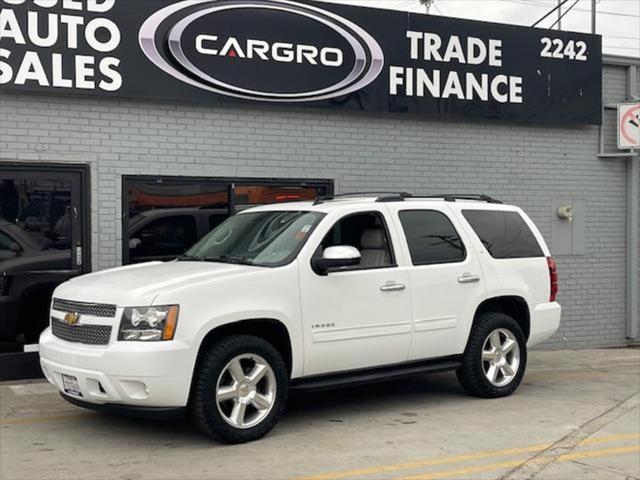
[380,282,406,292]
[458,273,481,284]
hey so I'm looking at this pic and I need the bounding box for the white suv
[40,193,561,444]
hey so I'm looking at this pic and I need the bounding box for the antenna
[418,0,434,14]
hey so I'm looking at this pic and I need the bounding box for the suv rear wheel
[457,312,527,398]
[189,335,288,444]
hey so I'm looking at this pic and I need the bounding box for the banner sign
[0,0,603,124]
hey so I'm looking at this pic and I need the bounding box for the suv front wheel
[457,312,527,398]
[189,335,288,444]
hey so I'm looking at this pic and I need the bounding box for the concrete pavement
[1,348,639,480]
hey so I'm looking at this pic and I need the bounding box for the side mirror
[312,246,361,275]
[129,238,142,249]
[10,242,22,257]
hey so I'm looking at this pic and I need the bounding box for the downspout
[627,150,639,339]
[625,65,639,340]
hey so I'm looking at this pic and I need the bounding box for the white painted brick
[1,65,638,349]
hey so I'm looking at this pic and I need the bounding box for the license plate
[61,374,82,397]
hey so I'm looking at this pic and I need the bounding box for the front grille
[51,318,112,345]
[52,298,117,318]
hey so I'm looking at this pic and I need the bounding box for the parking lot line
[296,432,639,480]
[399,445,640,480]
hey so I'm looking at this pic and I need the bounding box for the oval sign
[139,0,384,102]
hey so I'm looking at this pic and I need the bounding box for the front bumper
[39,328,195,408]
[528,302,562,347]
[60,393,185,419]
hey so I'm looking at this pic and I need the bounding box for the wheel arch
[471,296,531,342]
[192,318,294,380]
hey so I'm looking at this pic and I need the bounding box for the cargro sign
[0,0,603,124]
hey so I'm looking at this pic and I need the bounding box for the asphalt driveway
[1,348,639,480]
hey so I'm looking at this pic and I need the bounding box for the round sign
[618,103,640,149]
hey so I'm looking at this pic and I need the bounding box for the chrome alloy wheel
[481,328,521,387]
[215,354,277,429]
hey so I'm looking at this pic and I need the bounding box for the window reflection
[0,179,73,253]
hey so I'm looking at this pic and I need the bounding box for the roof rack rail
[312,192,502,205]
[420,194,503,204]
[313,191,412,205]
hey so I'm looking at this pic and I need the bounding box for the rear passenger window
[399,210,466,265]
[462,210,544,259]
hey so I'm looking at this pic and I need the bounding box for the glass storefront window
[1,179,74,259]
[126,181,230,264]
[0,168,87,350]
[235,185,320,211]
[123,177,331,265]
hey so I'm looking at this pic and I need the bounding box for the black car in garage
[1,208,228,349]
[0,218,73,347]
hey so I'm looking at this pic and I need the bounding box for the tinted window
[463,210,544,259]
[130,216,197,262]
[399,211,465,265]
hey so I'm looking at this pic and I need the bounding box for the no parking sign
[618,103,640,150]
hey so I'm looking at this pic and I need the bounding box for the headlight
[118,305,179,341]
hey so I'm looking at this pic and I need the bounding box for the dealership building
[0,0,639,371]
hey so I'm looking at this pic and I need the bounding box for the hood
[1,250,71,274]
[54,260,256,306]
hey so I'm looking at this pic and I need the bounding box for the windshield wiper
[203,255,254,265]
[176,254,203,262]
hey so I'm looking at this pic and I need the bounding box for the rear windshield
[462,210,544,259]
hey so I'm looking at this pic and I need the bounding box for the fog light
[119,380,149,400]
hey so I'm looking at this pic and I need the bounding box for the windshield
[181,211,324,267]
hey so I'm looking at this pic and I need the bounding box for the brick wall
[1,64,638,348]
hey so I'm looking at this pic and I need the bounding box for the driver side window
[317,211,395,270]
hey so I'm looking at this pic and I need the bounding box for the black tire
[456,312,527,398]
[188,335,288,444]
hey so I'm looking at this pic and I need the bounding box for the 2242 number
[540,38,588,61]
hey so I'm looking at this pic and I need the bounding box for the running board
[290,356,462,392]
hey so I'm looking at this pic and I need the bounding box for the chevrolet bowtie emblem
[64,312,80,326]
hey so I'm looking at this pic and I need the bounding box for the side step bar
[290,356,462,392]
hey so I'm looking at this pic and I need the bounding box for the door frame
[121,175,334,265]
[0,161,92,273]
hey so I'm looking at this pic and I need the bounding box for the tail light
[547,257,558,302]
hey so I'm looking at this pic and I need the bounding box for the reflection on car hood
[54,260,255,306]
